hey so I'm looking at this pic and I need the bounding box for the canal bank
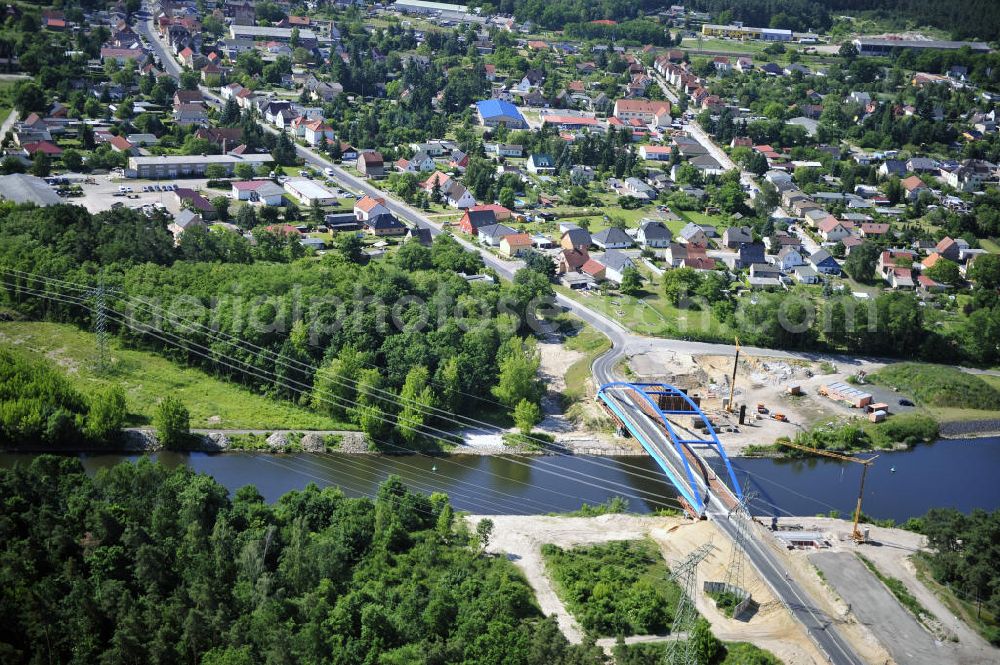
[3,437,997,523]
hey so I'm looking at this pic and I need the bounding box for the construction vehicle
[771,413,788,422]
[756,403,768,414]
[774,440,876,543]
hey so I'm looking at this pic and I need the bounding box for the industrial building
[229,25,318,45]
[0,174,61,206]
[126,154,273,179]
[392,0,482,23]
[701,24,792,42]
[819,382,873,409]
[283,179,338,206]
[476,99,527,129]
[852,38,991,57]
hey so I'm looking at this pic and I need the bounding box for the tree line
[0,204,555,449]
[0,456,616,663]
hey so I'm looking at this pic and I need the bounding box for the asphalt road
[812,552,945,665]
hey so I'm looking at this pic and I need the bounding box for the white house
[775,246,804,271]
[637,220,672,248]
[591,227,633,250]
[231,180,284,206]
[354,195,390,221]
[283,179,337,206]
[443,181,477,209]
[527,154,555,174]
[303,119,336,147]
[599,249,635,284]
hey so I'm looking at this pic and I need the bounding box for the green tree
[13,81,46,114]
[662,267,702,306]
[843,242,879,283]
[926,258,962,286]
[211,195,231,221]
[205,163,228,180]
[619,267,642,296]
[236,204,257,228]
[154,396,190,449]
[312,347,369,419]
[970,254,1000,290]
[690,618,722,665]
[513,398,541,435]
[335,232,364,263]
[475,517,494,551]
[30,152,51,178]
[396,365,435,445]
[234,162,255,180]
[499,186,516,210]
[85,386,127,443]
[491,338,542,409]
[62,149,83,172]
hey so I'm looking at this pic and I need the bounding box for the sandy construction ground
[469,513,845,665]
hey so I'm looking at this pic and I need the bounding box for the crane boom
[773,439,877,543]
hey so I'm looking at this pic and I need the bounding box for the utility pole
[665,542,715,665]
[94,275,109,375]
[727,337,740,412]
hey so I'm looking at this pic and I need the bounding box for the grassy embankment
[0,321,355,431]
[868,363,1000,423]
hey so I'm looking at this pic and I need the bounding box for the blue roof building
[476,99,527,129]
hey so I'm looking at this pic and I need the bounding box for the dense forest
[907,507,1000,644]
[0,203,555,450]
[0,456,613,664]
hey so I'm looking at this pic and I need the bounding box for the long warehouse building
[853,38,991,56]
[127,154,273,179]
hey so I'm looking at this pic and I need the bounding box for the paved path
[811,552,947,665]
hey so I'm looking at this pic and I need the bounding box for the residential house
[624,177,657,200]
[749,263,783,288]
[174,188,216,220]
[500,233,533,258]
[592,227,633,250]
[936,236,961,262]
[736,242,766,269]
[722,226,753,249]
[598,250,635,284]
[357,152,385,178]
[561,228,591,251]
[637,220,672,248]
[364,213,407,236]
[459,208,497,236]
[678,222,708,247]
[639,145,672,161]
[900,175,929,201]
[231,180,284,206]
[167,209,205,242]
[303,119,335,147]
[527,154,555,174]
[354,195,390,221]
[943,159,995,192]
[442,181,476,209]
[817,218,851,242]
[775,247,805,271]
[478,223,517,246]
[173,103,207,126]
[558,247,590,273]
[878,159,907,178]
[396,151,436,173]
[808,249,842,275]
[887,266,915,289]
[793,265,819,284]
[878,249,916,275]
[859,222,890,238]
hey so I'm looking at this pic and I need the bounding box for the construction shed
[819,382,873,409]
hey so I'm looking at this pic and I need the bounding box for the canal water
[2,437,998,522]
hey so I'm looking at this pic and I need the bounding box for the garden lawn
[0,321,355,431]
[869,363,1000,422]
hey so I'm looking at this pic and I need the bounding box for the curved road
[139,15,864,662]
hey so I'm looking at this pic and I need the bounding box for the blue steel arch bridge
[596,381,744,517]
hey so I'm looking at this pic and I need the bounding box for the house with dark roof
[477,223,517,247]
[459,208,497,236]
[808,249,841,275]
[591,227,633,250]
[357,152,384,178]
[722,226,753,248]
[598,250,635,284]
[736,242,766,269]
[364,212,406,236]
[560,228,591,251]
[637,220,672,248]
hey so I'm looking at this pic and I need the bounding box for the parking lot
[71,173,219,215]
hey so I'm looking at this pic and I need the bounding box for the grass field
[0,321,355,431]
[869,363,1000,421]
[560,317,611,404]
